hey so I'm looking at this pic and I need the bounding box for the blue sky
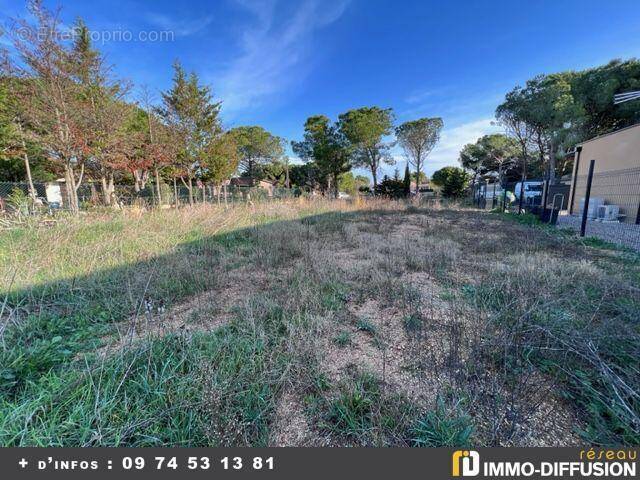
[2,0,640,177]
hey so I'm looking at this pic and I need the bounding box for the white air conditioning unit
[597,204,620,222]
[579,197,604,219]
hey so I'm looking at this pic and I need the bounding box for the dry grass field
[1,199,638,446]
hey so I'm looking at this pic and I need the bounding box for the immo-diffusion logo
[452,450,480,477]
[451,449,637,478]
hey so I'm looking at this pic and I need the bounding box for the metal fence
[557,164,640,250]
[0,180,296,215]
[471,180,544,212]
[470,162,640,251]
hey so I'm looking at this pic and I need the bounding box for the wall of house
[568,123,640,223]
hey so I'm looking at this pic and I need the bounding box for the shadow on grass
[3,207,437,395]
[3,206,440,324]
[0,205,567,387]
[2,208,398,445]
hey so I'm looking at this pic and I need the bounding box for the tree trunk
[180,177,194,206]
[518,147,527,214]
[100,175,114,206]
[333,173,339,199]
[285,160,290,189]
[548,138,557,185]
[216,184,221,205]
[64,163,79,214]
[223,183,228,206]
[371,167,378,194]
[415,165,421,195]
[90,183,99,204]
[64,165,74,212]
[17,122,36,202]
[173,177,178,208]
[155,168,162,205]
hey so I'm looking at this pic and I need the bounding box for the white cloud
[403,86,452,105]
[145,12,214,37]
[217,0,350,115]
[424,118,501,174]
[376,117,500,180]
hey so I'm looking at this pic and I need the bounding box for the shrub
[375,176,406,199]
[431,167,470,198]
[402,314,423,332]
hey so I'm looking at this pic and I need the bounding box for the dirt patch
[308,210,587,447]
[99,267,270,355]
[320,298,427,403]
[269,392,321,446]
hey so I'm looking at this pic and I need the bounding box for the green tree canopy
[229,126,284,178]
[571,59,640,138]
[292,115,351,198]
[459,142,486,184]
[339,172,370,196]
[495,60,640,182]
[410,171,428,183]
[337,106,395,190]
[201,132,239,187]
[496,72,581,182]
[475,134,520,183]
[395,117,443,194]
[374,174,405,198]
[158,61,221,203]
[289,162,325,193]
[431,166,470,198]
[403,163,411,197]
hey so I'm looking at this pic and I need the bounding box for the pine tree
[158,61,222,205]
[403,163,411,197]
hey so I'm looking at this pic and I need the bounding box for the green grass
[356,318,377,335]
[2,200,638,446]
[0,291,319,446]
[410,399,474,447]
[580,235,634,252]
[464,252,640,444]
[0,200,361,446]
[0,310,111,395]
[492,211,544,227]
[307,369,472,447]
[321,281,350,310]
[310,370,417,445]
[402,313,423,333]
[333,331,352,347]
[2,334,218,446]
